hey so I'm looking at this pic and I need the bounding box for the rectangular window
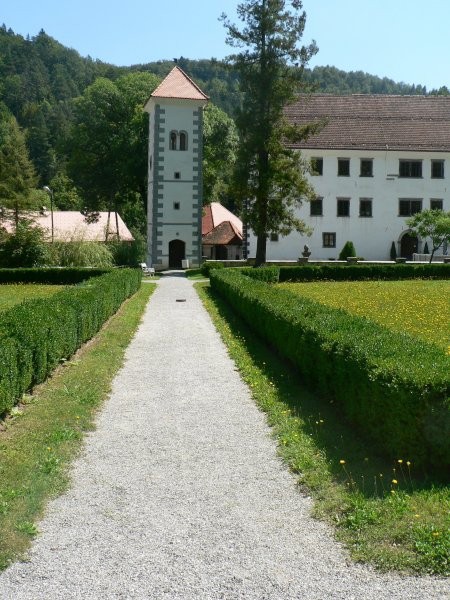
[270,233,279,242]
[174,172,181,179]
[430,199,443,210]
[359,198,372,217]
[173,202,180,210]
[337,198,350,217]
[431,160,444,178]
[311,157,323,176]
[310,197,323,216]
[338,158,350,176]
[399,199,422,216]
[322,232,336,248]
[360,159,373,177]
[399,160,422,178]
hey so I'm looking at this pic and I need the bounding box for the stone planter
[443,257,450,263]
[395,257,407,263]
[346,256,358,263]
[297,257,309,264]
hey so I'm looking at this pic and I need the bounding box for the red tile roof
[284,94,450,152]
[151,66,209,101]
[202,221,242,246]
[202,203,243,236]
[1,211,134,242]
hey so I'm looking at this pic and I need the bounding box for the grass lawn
[279,280,450,350]
[197,282,450,576]
[0,285,65,312]
[0,283,155,571]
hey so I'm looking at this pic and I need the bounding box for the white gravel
[0,275,448,599]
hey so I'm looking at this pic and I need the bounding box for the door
[400,233,418,259]
[169,239,185,268]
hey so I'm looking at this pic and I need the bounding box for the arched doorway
[400,231,418,259]
[169,239,185,268]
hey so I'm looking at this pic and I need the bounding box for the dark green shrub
[47,240,114,268]
[0,268,110,284]
[243,266,280,283]
[108,235,146,267]
[338,240,356,260]
[201,261,225,277]
[390,241,397,261]
[0,220,49,268]
[278,263,450,282]
[0,268,141,416]
[210,268,450,472]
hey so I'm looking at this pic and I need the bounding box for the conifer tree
[221,0,320,264]
[0,115,38,227]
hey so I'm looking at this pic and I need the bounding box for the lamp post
[43,186,54,243]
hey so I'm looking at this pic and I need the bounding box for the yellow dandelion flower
[392,479,398,484]
[397,459,403,464]
[340,460,346,465]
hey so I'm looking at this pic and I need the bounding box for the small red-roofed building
[202,203,243,260]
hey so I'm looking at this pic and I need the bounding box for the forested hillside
[0,25,448,243]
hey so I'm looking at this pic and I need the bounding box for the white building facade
[144,67,208,269]
[247,95,450,261]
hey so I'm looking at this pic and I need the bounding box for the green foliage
[209,269,450,472]
[203,103,239,202]
[0,268,141,415]
[338,240,356,260]
[278,263,450,282]
[48,173,82,210]
[0,116,38,224]
[108,238,146,267]
[46,240,114,268]
[200,261,225,277]
[0,268,109,284]
[390,241,397,261]
[242,266,280,283]
[221,0,319,265]
[406,209,450,263]
[0,220,49,267]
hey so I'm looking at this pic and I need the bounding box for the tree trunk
[255,234,267,266]
[114,195,120,240]
[429,248,435,264]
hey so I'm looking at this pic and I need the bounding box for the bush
[0,268,141,415]
[278,263,450,282]
[390,241,397,261]
[108,237,146,267]
[210,268,450,473]
[47,240,114,268]
[0,268,110,285]
[242,266,280,283]
[201,261,225,277]
[0,220,50,268]
[338,240,356,260]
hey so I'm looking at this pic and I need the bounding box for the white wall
[248,149,449,260]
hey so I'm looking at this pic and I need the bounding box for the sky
[2,0,449,91]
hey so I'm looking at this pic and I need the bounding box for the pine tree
[221,0,320,265]
[0,115,38,227]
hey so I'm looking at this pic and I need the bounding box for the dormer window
[170,131,177,150]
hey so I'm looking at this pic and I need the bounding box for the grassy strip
[0,283,155,571]
[0,285,65,312]
[196,282,449,576]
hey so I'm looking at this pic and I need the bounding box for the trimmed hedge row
[0,268,141,415]
[278,263,450,282]
[0,268,111,285]
[210,268,450,472]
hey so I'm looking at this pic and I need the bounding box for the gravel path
[0,275,447,599]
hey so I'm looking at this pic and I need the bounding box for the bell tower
[144,67,208,269]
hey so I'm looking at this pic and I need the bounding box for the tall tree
[203,103,239,203]
[221,0,320,264]
[0,115,38,227]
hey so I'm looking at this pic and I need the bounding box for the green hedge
[0,268,111,285]
[0,269,141,416]
[210,268,450,473]
[279,263,450,282]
